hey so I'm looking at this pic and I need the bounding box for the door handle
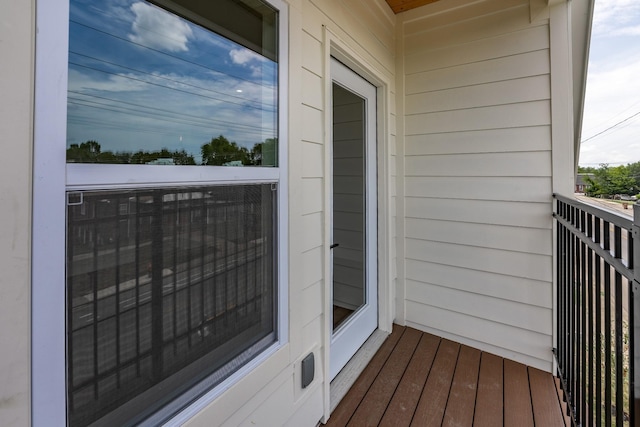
[330,243,339,249]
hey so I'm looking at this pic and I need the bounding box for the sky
[67,0,277,163]
[579,0,640,167]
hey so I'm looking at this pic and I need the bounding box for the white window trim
[32,0,288,424]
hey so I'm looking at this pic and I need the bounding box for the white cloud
[579,0,640,165]
[68,68,147,93]
[229,48,260,65]
[592,0,640,37]
[229,48,268,77]
[128,2,193,52]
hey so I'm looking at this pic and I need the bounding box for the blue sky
[67,0,277,163]
[579,0,640,166]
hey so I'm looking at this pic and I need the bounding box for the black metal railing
[554,194,639,427]
[66,184,277,426]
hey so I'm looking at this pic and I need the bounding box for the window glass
[66,0,278,166]
[67,184,277,426]
[64,0,282,424]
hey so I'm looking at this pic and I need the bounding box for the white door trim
[329,58,378,381]
[321,27,394,423]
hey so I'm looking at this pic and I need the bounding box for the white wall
[0,0,395,424]
[185,0,397,425]
[0,1,34,426]
[396,0,555,371]
[3,0,575,424]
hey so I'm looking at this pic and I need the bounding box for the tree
[67,141,195,165]
[584,163,637,197]
[201,135,249,166]
[66,140,102,162]
[248,138,277,166]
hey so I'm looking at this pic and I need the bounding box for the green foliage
[201,135,277,166]
[578,165,598,174]
[583,163,640,197]
[201,135,250,166]
[249,138,277,166]
[67,141,195,165]
[67,136,277,167]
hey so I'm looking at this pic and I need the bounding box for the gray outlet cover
[301,353,314,388]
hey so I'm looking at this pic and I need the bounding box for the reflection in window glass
[66,0,278,166]
[66,184,277,426]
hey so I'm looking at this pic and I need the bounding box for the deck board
[503,359,535,427]
[326,325,566,427]
[410,339,460,426]
[473,352,504,427]
[379,332,440,426]
[347,327,422,426]
[529,367,565,427]
[325,324,404,426]
[442,345,481,427]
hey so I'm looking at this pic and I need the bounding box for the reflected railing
[66,184,276,426]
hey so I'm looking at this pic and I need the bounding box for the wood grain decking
[325,325,569,427]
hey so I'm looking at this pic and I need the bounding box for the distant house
[575,173,593,193]
[1,0,596,426]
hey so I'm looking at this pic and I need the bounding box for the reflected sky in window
[67,0,277,165]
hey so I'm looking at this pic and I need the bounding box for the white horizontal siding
[405,303,551,371]
[405,218,552,256]
[220,0,398,425]
[405,259,552,308]
[405,239,551,283]
[302,247,323,288]
[301,105,323,144]
[302,178,323,214]
[406,280,551,335]
[302,69,323,110]
[405,176,552,202]
[405,126,551,156]
[398,0,554,370]
[300,281,323,326]
[403,0,527,38]
[404,1,533,55]
[301,141,323,178]
[405,151,551,177]
[406,75,550,114]
[406,50,550,93]
[405,100,551,135]
[405,198,551,229]
[301,212,323,252]
[308,0,395,74]
[302,31,323,76]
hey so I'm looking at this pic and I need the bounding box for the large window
[33,0,287,425]
[67,0,278,166]
[67,185,276,426]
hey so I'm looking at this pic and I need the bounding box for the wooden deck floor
[325,325,569,427]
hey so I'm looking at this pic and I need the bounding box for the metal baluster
[631,203,639,427]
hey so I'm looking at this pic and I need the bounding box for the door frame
[321,28,394,421]
[329,57,378,380]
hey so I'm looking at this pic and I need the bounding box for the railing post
[632,202,640,424]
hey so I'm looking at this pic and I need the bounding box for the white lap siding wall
[396,0,555,371]
[186,0,397,425]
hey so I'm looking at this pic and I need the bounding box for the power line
[70,19,273,89]
[68,91,272,132]
[583,99,640,134]
[581,110,640,144]
[69,51,274,110]
[69,61,275,113]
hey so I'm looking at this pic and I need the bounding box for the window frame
[32,0,289,424]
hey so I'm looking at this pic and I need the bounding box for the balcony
[327,195,639,427]
[328,325,568,426]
